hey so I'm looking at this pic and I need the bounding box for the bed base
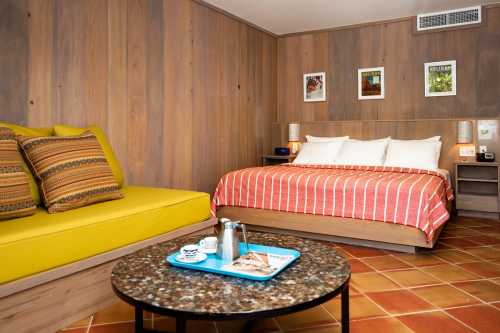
[0,217,217,333]
[218,207,446,254]
[247,225,420,253]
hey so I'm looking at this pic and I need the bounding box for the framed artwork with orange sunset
[358,67,384,100]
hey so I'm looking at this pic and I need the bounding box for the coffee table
[111,232,351,333]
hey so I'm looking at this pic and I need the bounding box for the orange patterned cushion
[17,132,123,213]
[0,128,36,219]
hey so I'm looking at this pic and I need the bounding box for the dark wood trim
[191,0,278,38]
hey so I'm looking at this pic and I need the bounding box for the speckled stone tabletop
[111,232,351,318]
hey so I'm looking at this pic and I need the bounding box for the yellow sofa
[0,122,215,333]
[0,186,211,284]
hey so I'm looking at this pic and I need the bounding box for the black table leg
[341,285,350,333]
[135,306,144,333]
[176,318,186,333]
[241,319,257,333]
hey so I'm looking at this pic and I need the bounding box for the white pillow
[334,138,390,166]
[387,137,442,166]
[306,135,349,143]
[384,140,442,170]
[293,141,345,165]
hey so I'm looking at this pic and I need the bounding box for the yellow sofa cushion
[54,125,125,187]
[0,186,210,283]
[0,122,53,205]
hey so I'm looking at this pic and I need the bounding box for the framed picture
[358,67,384,100]
[303,72,326,102]
[424,60,456,97]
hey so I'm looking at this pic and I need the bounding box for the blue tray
[166,243,300,281]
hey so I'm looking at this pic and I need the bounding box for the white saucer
[175,252,207,264]
[201,248,217,254]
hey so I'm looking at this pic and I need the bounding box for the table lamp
[288,123,301,154]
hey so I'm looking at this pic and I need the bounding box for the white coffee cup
[180,244,200,258]
[199,236,217,252]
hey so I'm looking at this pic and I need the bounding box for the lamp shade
[288,123,300,142]
[457,120,473,144]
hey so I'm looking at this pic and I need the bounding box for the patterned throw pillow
[17,132,123,213]
[0,128,36,219]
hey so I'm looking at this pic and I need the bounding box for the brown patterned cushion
[0,128,36,219]
[17,131,123,213]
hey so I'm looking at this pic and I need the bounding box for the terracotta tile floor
[60,215,500,333]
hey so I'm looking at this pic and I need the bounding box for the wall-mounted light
[288,123,301,154]
[457,120,473,144]
[457,120,474,160]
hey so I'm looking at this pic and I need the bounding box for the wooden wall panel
[126,0,148,184]
[106,0,128,173]
[238,24,250,167]
[27,0,54,127]
[477,7,500,118]
[0,0,28,124]
[277,6,500,124]
[85,0,109,126]
[163,0,193,189]
[0,0,277,194]
[54,0,87,125]
[191,3,217,193]
[260,32,278,150]
[144,0,165,186]
[328,28,359,121]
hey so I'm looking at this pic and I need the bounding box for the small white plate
[201,248,217,254]
[175,252,207,264]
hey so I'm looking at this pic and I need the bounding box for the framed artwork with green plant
[424,60,456,97]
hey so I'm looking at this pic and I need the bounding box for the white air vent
[417,6,481,31]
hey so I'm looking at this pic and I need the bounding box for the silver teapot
[216,218,248,261]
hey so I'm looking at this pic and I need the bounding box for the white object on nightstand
[459,145,476,157]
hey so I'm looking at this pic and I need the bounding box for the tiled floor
[60,215,500,333]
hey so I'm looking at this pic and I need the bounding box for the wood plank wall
[277,6,500,123]
[0,0,277,194]
[2,2,499,190]
[0,0,28,124]
[275,6,500,175]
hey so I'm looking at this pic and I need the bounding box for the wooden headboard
[272,118,500,176]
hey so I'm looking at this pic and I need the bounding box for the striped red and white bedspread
[212,164,454,241]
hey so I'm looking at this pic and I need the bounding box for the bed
[212,164,454,253]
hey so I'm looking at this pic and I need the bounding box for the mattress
[0,186,210,283]
[212,164,454,242]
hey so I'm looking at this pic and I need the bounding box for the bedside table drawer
[456,194,499,212]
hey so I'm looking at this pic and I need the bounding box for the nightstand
[262,155,296,166]
[455,161,500,220]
